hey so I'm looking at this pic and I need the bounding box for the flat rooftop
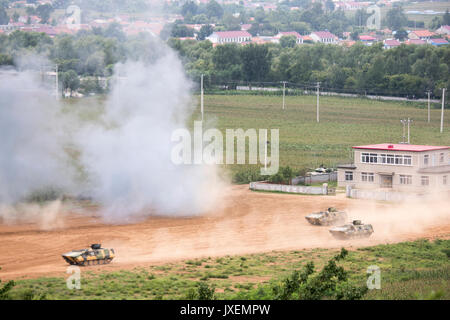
[353,143,450,152]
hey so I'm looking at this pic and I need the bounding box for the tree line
[0,27,449,98]
[169,38,450,98]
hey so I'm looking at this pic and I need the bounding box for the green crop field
[63,93,450,177]
[4,239,449,300]
[190,94,450,174]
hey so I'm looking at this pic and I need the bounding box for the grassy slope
[7,239,450,300]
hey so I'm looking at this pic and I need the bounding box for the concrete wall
[348,188,418,202]
[293,172,337,185]
[250,182,328,195]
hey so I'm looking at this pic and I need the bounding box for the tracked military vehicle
[62,244,115,266]
[305,207,348,226]
[329,220,374,240]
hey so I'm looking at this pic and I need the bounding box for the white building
[310,31,338,44]
[338,143,450,192]
[206,31,252,44]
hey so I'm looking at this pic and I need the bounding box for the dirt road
[1,185,449,280]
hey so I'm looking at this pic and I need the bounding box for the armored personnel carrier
[62,244,115,266]
[329,220,374,240]
[305,207,348,226]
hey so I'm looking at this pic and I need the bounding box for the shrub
[185,282,215,300]
[272,248,368,300]
[0,279,15,300]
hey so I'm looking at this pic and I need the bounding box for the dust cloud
[0,41,227,226]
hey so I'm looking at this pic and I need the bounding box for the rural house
[310,31,337,44]
[337,143,450,192]
[408,30,436,41]
[206,31,252,44]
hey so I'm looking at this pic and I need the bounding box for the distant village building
[436,25,450,35]
[359,35,376,45]
[310,31,337,44]
[383,39,401,49]
[338,143,450,192]
[408,30,436,41]
[206,31,252,44]
[428,38,449,46]
[405,39,426,45]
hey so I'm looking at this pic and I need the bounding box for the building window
[440,153,445,163]
[404,155,412,165]
[386,154,395,164]
[421,176,429,186]
[444,175,447,185]
[361,153,370,163]
[362,172,374,182]
[424,155,429,166]
[400,175,412,185]
[395,155,403,165]
[361,153,378,163]
[379,154,387,164]
[345,171,353,181]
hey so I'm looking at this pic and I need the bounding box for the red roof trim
[353,143,450,152]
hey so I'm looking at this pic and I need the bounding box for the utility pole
[426,90,431,123]
[55,64,59,100]
[400,119,406,143]
[407,118,412,144]
[316,82,320,123]
[201,74,204,121]
[441,88,446,133]
[282,81,286,110]
[264,130,268,172]
[400,118,413,144]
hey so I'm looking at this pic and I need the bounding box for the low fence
[250,182,329,195]
[292,172,337,185]
[347,187,417,202]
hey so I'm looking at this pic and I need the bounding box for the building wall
[338,148,450,192]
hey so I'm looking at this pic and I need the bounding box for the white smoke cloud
[0,69,74,204]
[77,52,225,221]
[0,42,226,225]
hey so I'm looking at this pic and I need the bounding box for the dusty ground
[0,185,449,280]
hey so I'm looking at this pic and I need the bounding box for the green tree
[394,28,408,41]
[350,30,359,41]
[61,70,80,97]
[197,24,214,41]
[171,24,194,38]
[12,11,19,22]
[36,4,53,24]
[0,7,8,25]
[385,6,407,30]
[181,1,198,18]
[444,9,450,26]
[279,35,297,48]
[240,44,271,82]
[212,44,242,80]
[206,0,224,19]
